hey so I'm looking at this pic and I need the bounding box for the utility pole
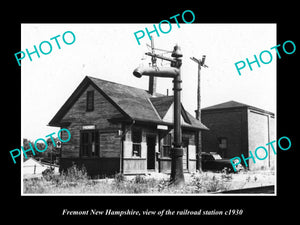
[190,55,208,172]
[148,36,157,95]
[133,44,184,186]
[150,36,157,67]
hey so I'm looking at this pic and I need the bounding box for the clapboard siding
[100,132,121,158]
[123,158,147,174]
[60,85,122,158]
[61,85,122,129]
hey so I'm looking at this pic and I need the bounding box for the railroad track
[217,185,275,194]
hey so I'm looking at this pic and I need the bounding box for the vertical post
[173,69,182,146]
[191,55,207,173]
[132,44,184,186]
[170,45,184,186]
[150,36,157,67]
[149,36,157,95]
[196,62,202,172]
[50,143,53,169]
[170,67,184,185]
[196,63,201,121]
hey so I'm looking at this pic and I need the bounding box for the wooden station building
[48,76,208,176]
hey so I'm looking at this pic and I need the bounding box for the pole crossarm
[145,52,177,63]
[190,56,201,64]
[190,56,209,68]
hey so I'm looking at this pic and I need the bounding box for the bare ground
[23,169,275,194]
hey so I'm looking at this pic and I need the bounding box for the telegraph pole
[190,55,208,172]
[148,36,157,95]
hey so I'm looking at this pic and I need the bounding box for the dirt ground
[143,169,276,191]
[23,169,276,194]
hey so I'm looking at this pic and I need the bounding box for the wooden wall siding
[60,85,122,158]
[61,125,81,158]
[188,145,196,160]
[122,125,160,173]
[123,158,147,174]
[124,125,157,141]
[189,160,196,172]
[123,126,158,158]
[159,158,196,173]
[61,85,122,129]
[141,142,147,158]
[100,132,121,158]
[182,130,196,145]
[157,129,197,173]
[160,159,171,173]
[123,141,133,158]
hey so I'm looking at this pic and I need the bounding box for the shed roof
[49,76,208,130]
[202,100,274,116]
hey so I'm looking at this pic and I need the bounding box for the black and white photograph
[4,4,299,223]
[20,23,276,195]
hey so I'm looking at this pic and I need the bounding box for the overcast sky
[21,23,276,141]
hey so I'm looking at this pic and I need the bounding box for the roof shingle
[49,76,208,130]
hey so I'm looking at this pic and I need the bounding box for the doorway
[182,138,189,171]
[147,135,156,170]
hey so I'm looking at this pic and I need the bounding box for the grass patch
[23,166,233,194]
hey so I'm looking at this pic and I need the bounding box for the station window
[86,90,94,111]
[162,133,171,158]
[80,130,100,157]
[218,137,228,157]
[132,128,142,157]
[218,137,228,149]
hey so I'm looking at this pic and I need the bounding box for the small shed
[202,101,275,170]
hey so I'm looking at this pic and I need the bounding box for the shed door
[182,138,189,171]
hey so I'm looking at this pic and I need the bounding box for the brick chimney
[148,76,157,96]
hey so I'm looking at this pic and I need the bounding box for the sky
[21,23,276,141]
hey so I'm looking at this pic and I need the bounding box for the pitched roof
[49,76,208,130]
[202,100,250,110]
[202,100,274,115]
[88,76,161,123]
[150,96,174,118]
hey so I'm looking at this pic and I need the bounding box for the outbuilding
[201,100,275,170]
[48,76,208,176]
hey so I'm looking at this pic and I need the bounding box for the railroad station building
[48,76,208,176]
